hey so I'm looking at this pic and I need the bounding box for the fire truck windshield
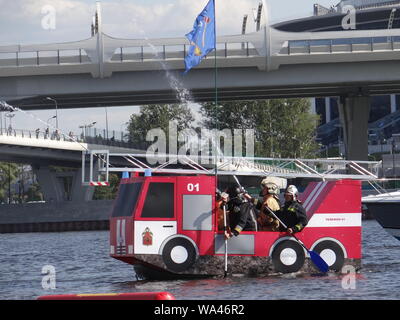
[111,182,143,217]
[141,183,174,218]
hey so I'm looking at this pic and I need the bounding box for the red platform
[37,292,175,300]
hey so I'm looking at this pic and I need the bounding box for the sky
[0,0,340,135]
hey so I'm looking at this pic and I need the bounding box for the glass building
[273,1,400,147]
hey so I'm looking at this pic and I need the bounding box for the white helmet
[261,179,279,195]
[285,185,299,201]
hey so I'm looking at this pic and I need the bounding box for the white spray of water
[143,37,194,106]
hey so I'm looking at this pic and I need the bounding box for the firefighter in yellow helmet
[246,178,281,231]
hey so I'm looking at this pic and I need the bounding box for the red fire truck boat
[84,152,380,279]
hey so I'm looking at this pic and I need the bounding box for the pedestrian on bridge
[54,129,60,141]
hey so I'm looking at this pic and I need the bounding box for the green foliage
[127,104,194,150]
[93,174,120,200]
[126,99,320,159]
[0,162,19,202]
[201,100,257,132]
[201,99,320,158]
[25,183,43,202]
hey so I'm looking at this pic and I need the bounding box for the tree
[25,183,43,202]
[127,104,194,150]
[0,162,19,203]
[201,99,320,158]
[201,100,257,134]
[93,174,120,200]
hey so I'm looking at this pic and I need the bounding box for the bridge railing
[0,49,91,67]
[0,127,81,142]
[270,26,400,56]
[3,27,400,72]
[0,33,260,68]
[284,36,400,55]
[109,42,258,63]
[0,127,143,149]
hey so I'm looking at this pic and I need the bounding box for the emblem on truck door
[142,227,153,246]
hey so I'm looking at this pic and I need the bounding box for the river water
[1,219,400,300]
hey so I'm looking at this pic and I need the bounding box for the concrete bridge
[2,2,400,161]
[0,128,143,203]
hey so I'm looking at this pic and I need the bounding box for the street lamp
[0,109,3,132]
[392,139,396,181]
[45,116,56,138]
[120,122,129,142]
[8,162,11,204]
[47,115,56,126]
[5,113,15,132]
[46,97,59,129]
[105,107,109,140]
[79,122,97,137]
[0,102,10,132]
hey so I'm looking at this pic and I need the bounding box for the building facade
[274,1,400,150]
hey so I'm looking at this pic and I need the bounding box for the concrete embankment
[0,200,113,233]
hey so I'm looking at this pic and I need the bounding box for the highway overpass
[0,128,144,202]
[2,2,400,160]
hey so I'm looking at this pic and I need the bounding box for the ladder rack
[82,150,381,186]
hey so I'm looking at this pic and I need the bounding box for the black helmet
[225,186,242,199]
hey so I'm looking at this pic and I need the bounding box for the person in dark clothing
[275,185,308,234]
[225,186,257,238]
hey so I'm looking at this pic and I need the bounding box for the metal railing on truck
[81,150,381,186]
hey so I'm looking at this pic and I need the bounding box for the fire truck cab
[109,174,362,279]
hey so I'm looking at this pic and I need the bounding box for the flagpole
[213,0,227,277]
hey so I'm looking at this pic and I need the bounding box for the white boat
[362,191,400,240]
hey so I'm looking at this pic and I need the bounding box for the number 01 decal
[187,183,200,192]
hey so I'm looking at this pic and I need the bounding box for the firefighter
[275,185,308,234]
[225,186,257,238]
[246,179,281,231]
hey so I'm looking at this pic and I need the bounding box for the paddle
[222,203,228,278]
[263,205,329,273]
[231,175,329,273]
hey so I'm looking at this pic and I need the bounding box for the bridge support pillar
[34,166,64,203]
[71,168,95,202]
[33,166,95,203]
[339,96,371,161]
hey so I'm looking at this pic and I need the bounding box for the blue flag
[184,0,216,73]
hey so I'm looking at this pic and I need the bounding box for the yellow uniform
[253,194,281,231]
